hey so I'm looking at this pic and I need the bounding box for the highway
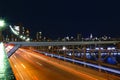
[8,47,120,80]
[9,48,88,80]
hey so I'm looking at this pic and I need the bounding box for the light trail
[9,47,119,80]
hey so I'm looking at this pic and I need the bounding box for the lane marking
[21,64,26,68]
[36,62,42,66]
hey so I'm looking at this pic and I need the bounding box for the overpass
[8,41,120,46]
[7,41,120,58]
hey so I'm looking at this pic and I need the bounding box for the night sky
[0,1,120,39]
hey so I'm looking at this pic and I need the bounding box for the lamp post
[0,19,6,42]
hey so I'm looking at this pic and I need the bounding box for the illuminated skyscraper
[26,29,30,37]
[36,32,42,41]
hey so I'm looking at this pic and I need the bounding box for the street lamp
[0,19,6,41]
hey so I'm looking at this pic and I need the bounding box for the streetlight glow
[0,19,5,27]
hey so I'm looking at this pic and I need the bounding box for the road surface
[8,47,120,80]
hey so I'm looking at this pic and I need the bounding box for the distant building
[25,29,30,37]
[90,33,93,39]
[36,32,42,41]
[77,34,82,41]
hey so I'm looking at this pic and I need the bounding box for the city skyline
[0,1,120,39]
[3,25,119,42]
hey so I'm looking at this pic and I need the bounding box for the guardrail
[35,50,120,75]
